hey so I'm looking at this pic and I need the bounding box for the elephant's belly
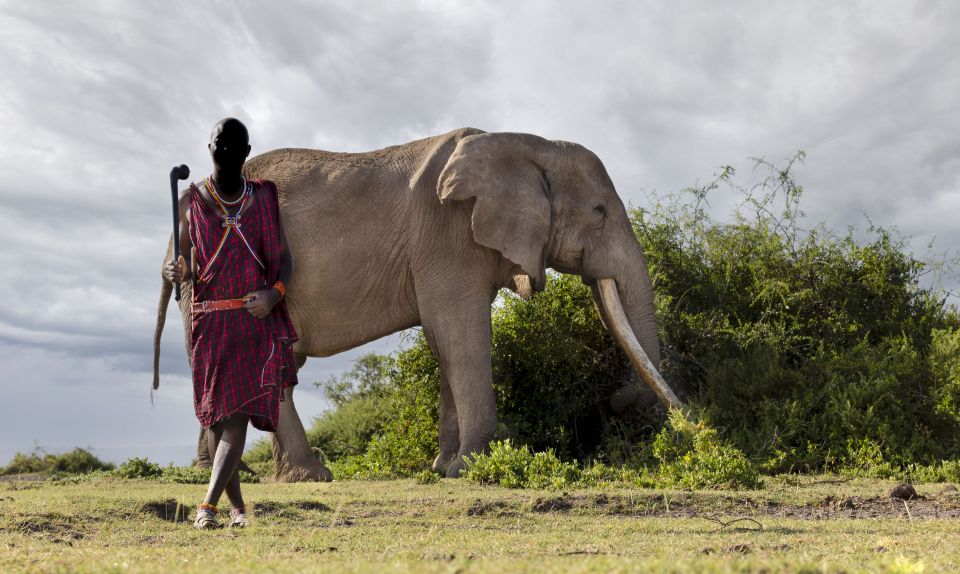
[291,313,421,357]
[285,268,421,358]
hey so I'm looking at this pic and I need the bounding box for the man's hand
[164,255,190,283]
[243,289,281,319]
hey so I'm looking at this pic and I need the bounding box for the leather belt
[192,298,250,314]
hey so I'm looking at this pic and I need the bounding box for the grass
[1,475,958,573]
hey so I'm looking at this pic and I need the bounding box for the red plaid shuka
[189,178,298,432]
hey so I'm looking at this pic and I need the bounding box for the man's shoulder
[250,178,277,190]
[178,180,202,205]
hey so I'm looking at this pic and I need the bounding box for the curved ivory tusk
[597,278,684,409]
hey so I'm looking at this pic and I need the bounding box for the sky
[1,0,958,466]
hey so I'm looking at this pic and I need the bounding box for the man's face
[209,121,250,172]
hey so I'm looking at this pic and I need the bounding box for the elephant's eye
[594,204,607,217]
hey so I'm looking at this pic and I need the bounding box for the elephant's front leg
[421,296,497,478]
[431,369,460,474]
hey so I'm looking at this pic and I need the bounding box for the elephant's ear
[437,133,553,291]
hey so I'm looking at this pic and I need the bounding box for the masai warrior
[164,118,297,529]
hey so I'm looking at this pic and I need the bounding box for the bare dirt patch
[141,499,190,523]
[466,499,516,517]
[252,500,332,516]
[9,513,87,545]
[459,488,960,520]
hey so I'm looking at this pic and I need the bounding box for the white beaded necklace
[207,177,247,206]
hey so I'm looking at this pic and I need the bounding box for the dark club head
[208,118,251,173]
[171,164,190,181]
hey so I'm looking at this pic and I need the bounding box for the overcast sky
[1,0,958,466]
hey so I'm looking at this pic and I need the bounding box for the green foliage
[650,410,761,489]
[414,469,441,484]
[324,338,440,479]
[635,154,960,473]
[0,452,47,475]
[464,433,756,490]
[930,327,960,422]
[109,458,259,483]
[464,440,581,489]
[0,448,113,476]
[113,457,162,479]
[492,274,636,459]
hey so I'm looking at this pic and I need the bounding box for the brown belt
[192,298,250,314]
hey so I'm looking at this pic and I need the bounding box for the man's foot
[229,506,249,528]
[194,503,219,530]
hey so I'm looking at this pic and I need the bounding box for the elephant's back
[243,128,486,202]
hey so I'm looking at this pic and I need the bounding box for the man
[164,118,298,529]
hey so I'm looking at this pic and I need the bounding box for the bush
[650,410,761,489]
[464,440,581,489]
[492,273,639,460]
[327,338,440,479]
[113,457,162,479]
[636,156,960,473]
[0,452,47,475]
[1,448,113,476]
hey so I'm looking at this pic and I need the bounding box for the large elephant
[153,128,682,480]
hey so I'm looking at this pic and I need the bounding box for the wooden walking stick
[169,164,190,301]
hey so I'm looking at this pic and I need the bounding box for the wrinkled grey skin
[154,128,670,479]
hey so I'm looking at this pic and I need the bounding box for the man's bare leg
[196,414,248,527]
[205,420,245,510]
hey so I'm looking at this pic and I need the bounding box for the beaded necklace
[207,176,246,206]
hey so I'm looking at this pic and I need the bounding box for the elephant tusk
[596,278,684,410]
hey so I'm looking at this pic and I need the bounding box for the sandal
[229,506,249,528]
[194,503,220,530]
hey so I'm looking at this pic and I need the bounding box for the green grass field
[1,475,958,573]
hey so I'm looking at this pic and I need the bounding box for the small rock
[888,483,917,500]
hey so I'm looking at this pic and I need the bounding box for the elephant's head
[437,132,683,409]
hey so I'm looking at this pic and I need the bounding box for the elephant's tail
[152,273,173,390]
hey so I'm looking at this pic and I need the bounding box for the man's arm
[244,185,293,319]
[163,189,193,283]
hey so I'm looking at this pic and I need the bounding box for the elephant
[153,127,682,480]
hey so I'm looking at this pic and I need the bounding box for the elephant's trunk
[595,278,682,409]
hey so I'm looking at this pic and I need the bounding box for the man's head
[209,118,251,174]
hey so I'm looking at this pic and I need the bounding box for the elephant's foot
[445,444,488,478]
[445,455,466,478]
[273,451,333,483]
[431,450,458,475]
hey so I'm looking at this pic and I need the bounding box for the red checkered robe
[189,178,298,432]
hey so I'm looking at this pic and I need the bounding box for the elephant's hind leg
[272,355,333,482]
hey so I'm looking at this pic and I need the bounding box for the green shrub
[327,338,440,479]
[464,440,580,489]
[650,410,761,489]
[636,156,960,473]
[113,457,162,479]
[1,448,113,476]
[414,469,441,484]
[0,452,47,475]
[158,465,259,484]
